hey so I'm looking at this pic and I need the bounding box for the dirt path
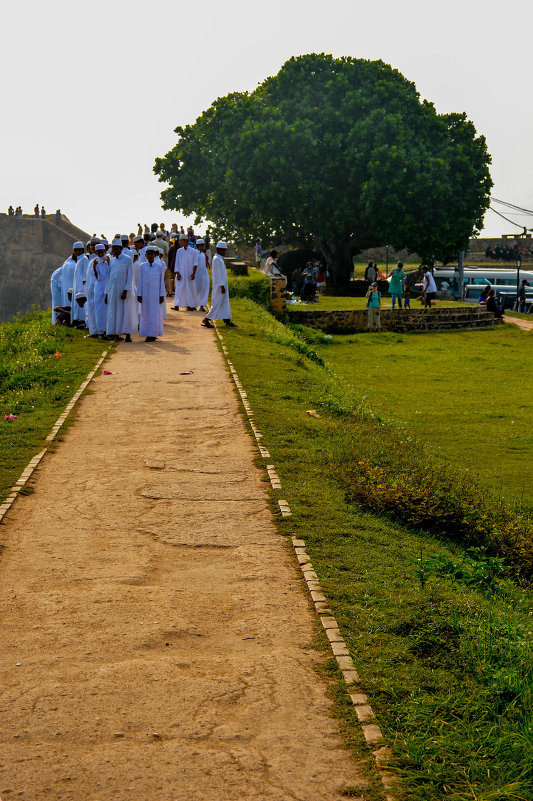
[504,314,533,330]
[0,307,359,801]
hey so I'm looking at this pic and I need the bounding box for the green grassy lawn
[309,325,532,510]
[0,311,106,503]
[219,299,533,801]
[288,296,470,311]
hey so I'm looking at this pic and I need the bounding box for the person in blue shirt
[366,282,381,331]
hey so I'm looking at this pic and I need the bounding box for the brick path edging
[0,350,109,524]
[214,327,397,800]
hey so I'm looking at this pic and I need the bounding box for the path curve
[0,307,359,801]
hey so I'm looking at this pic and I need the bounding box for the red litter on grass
[180,371,194,375]
[306,410,321,418]
[3,414,18,421]
[53,352,62,358]
[103,370,113,375]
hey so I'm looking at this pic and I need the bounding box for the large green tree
[154,54,492,284]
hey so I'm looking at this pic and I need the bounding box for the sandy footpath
[0,307,359,801]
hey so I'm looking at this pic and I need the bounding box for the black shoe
[201,320,214,328]
[124,334,132,342]
[199,306,207,312]
[171,306,180,310]
[186,306,196,311]
[224,321,238,327]
[145,336,157,342]
[115,336,124,341]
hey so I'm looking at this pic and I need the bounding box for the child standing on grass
[366,282,381,331]
[404,286,411,308]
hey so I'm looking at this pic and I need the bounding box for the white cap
[156,230,164,236]
[196,238,205,245]
[145,244,157,252]
[75,291,87,299]
[95,243,105,251]
[179,233,188,240]
[111,238,122,247]
[158,248,164,255]
[73,241,84,249]
[133,235,143,243]
[216,240,227,249]
[120,234,129,241]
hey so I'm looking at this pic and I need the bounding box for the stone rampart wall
[288,306,500,332]
[0,215,91,321]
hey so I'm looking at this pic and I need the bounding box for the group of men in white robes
[50,233,236,340]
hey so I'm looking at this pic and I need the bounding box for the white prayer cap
[133,235,143,243]
[86,240,91,246]
[101,238,109,245]
[111,238,123,247]
[75,291,87,299]
[145,244,157,252]
[179,233,188,240]
[216,240,227,249]
[120,234,129,241]
[73,241,84,249]
[156,229,164,236]
[196,238,205,245]
[95,243,105,251]
[158,248,164,255]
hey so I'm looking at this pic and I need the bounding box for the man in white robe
[137,245,166,342]
[50,266,62,324]
[118,235,138,341]
[202,241,236,328]
[193,239,210,312]
[59,256,76,308]
[85,240,99,336]
[105,238,134,341]
[92,243,109,337]
[173,233,198,310]
[70,241,87,325]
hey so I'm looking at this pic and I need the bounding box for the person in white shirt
[201,241,236,328]
[423,267,438,308]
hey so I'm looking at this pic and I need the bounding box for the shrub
[227,270,270,308]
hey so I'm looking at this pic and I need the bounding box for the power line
[488,206,526,228]
[492,197,533,216]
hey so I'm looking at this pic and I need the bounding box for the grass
[288,296,470,311]
[307,325,533,511]
[0,310,106,502]
[218,298,533,801]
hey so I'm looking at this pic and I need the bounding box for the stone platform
[287,305,504,333]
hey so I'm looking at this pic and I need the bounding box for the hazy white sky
[2,0,532,240]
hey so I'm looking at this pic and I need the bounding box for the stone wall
[288,306,502,333]
[0,215,91,321]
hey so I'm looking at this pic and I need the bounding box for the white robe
[60,258,76,307]
[105,254,133,335]
[154,258,168,318]
[174,246,198,308]
[193,250,210,307]
[71,254,89,321]
[85,254,98,335]
[137,261,165,337]
[50,267,62,324]
[93,258,109,335]
[207,254,231,320]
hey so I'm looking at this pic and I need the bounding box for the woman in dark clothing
[486,289,503,319]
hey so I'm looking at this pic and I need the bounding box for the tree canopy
[154,53,492,283]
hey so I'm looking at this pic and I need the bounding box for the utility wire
[488,206,525,228]
[492,197,533,216]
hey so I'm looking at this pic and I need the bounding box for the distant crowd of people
[8,205,62,224]
[485,244,530,262]
[50,225,236,343]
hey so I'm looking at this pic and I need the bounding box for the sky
[2,0,532,241]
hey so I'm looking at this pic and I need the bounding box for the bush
[227,270,270,308]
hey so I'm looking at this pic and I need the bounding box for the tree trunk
[315,237,357,288]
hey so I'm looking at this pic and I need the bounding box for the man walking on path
[137,244,165,342]
[105,238,133,341]
[202,241,236,328]
[173,233,197,310]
